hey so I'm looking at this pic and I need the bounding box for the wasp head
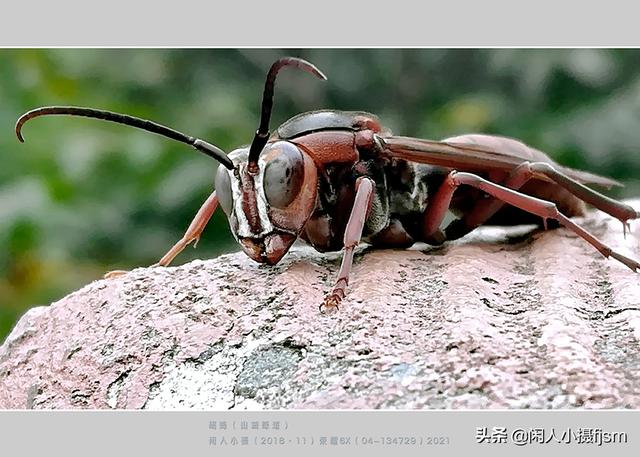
[215,141,318,264]
[15,57,326,267]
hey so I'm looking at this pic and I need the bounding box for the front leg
[321,177,375,313]
[154,191,219,267]
[105,191,219,278]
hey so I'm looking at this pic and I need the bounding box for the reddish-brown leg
[422,163,531,243]
[448,163,537,238]
[528,162,638,233]
[321,177,375,313]
[104,191,219,279]
[425,171,639,271]
[155,191,219,266]
[446,162,638,240]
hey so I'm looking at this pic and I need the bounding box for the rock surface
[1,201,640,409]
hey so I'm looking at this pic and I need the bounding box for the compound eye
[214,165,233,215]
[263,143,304,208]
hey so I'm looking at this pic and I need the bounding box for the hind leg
[422,163,535,243]
[438,162,638,241]
[421,170,639,271]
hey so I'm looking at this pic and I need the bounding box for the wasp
[15,57,640,312]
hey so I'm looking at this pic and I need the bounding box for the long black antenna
[15,106,235,170]
[247,57,327,174]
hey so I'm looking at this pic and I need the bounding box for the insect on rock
[15,57,640,312]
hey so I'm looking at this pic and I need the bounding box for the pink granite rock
[1,201,639,409]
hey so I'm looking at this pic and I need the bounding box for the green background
[1,49,640,342]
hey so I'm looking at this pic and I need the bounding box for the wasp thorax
[262,142,305,208]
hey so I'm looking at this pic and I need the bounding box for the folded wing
[382,133,622,188]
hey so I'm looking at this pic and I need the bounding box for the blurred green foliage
[1,49,640,341]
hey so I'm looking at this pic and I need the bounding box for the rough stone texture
[1,201,640,410]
